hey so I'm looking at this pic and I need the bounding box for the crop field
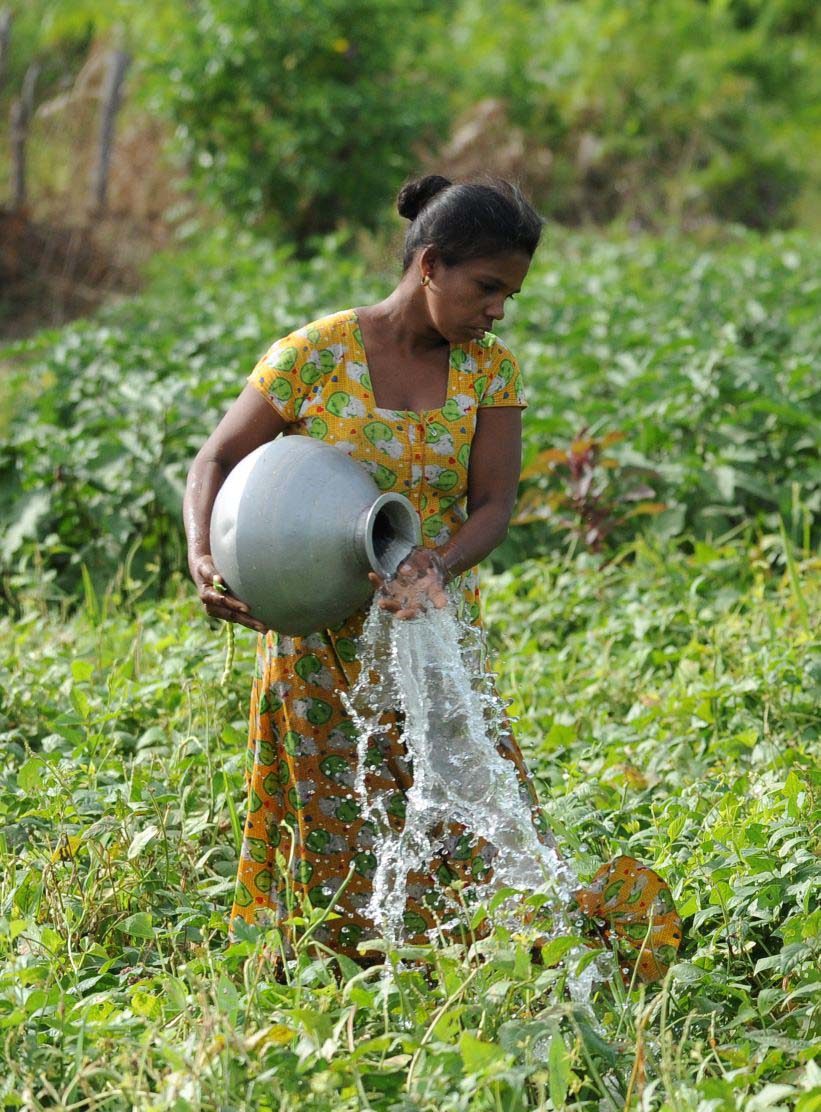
[0,228,819,1110]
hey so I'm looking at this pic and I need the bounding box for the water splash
[342,594,591,994]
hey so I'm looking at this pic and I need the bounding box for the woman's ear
[418,244,440,283]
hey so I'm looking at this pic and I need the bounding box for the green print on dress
[308,884,334,907]
[441,393,474,422]
[362,459,397,491]
[260,688,282,716]
[269,345,298,372]
[338,923,362,948]
[327,390,366,418]
[294,860,313,884]
[283,730,319,757]
[245,836,269,864]
[295,653,323,683]
[306,416,328,439]
[300,362,323,386]
[354,851,377,877]
[334,637,357,662]
[335,797,360,822]
[482,358,515,405]
[269,377,293,403]
[422,513,444,537]
[364,420,403,459]
[253,869,275,893]
[320,754,351,784]
[345,360,372,392]
[265,817,282,847]
[425,465,459,492]
[294,697,332,725]
[425,421,455,455]
[318,348,338,370]
[234,880,253,907]
[403,910,428,936]
[255,739,277,767]
[449,348,477,374]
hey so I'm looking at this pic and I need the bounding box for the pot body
[210,436,421,635]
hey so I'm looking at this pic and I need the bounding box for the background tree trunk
[89,49,131,212]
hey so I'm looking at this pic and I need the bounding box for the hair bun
[396,174,452,221]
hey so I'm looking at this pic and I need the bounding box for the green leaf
[71,660,94,682]
[549,1028,572,1108]
[70,686,91,720]
[17,758,45,794]
[538,936,586,967]
[127,824,159,860]
[118,913,154,940]
[215,973,239,1018]
[459,1032,506,1073]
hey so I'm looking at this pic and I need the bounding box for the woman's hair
[396,173,544,271]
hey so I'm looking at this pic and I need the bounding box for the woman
[183,174,682,978]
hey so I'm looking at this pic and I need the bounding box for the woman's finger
[204,603,267,633]
[201,585,251,612]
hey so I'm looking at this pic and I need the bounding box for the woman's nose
[486,298,505,323]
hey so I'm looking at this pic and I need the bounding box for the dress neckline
[349,308,461,419]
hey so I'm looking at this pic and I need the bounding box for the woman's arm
[434,405,523,578]
[184,383,288,631]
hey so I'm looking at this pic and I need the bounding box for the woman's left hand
[368,545,450,620]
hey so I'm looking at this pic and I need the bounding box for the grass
[0,529,818,1110]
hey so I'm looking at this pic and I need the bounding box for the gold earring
[421,274,431,286]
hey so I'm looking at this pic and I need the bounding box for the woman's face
[420,249,532,344]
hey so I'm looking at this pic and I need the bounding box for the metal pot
[210,435,421,635]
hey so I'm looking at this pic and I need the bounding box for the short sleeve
[475,339,527,409]
[248,331,314,424]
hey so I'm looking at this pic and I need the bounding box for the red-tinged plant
[513,428,666,553]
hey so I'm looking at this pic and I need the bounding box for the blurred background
[1,0,819,337]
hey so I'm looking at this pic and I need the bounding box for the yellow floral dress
[228,308,546,959]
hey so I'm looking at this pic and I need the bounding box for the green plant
[513,428,665,553]
[0,534,818,1108]
[147,0,446,243]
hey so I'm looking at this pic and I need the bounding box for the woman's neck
[361,282,447,356]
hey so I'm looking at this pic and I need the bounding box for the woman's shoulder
[460,331,526,408]
[451,330,520,381]
[473,330,519,369]
[270,309,357,352]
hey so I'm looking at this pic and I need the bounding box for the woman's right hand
[189,553,269,634]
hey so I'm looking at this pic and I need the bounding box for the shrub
[149,0,446,243]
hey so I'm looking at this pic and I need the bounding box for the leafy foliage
[1,226,818,600]
[513,429,665,553]
[431,0,820,230]
[0,536,818,1108]
[143,0,445,241]
[3,0,818,238]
